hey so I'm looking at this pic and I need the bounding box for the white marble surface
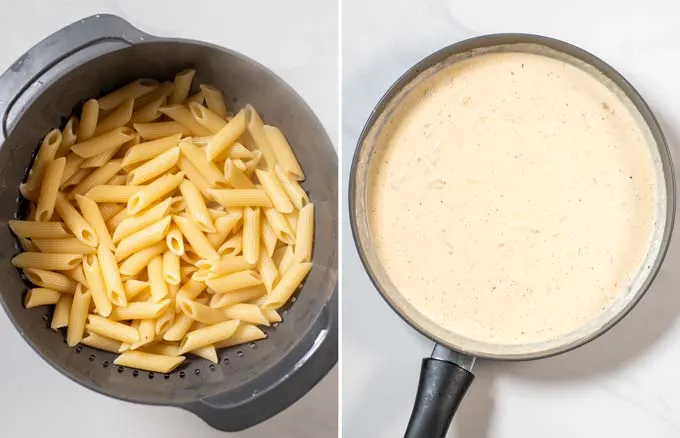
[0,1,337,437]
[343,0,680,436]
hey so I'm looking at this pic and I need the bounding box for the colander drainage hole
[249,342,257,349]
[222,358,230,365]
[132,370,139,378]
[179,371,186,378]
[117,366,124,373]
[42,314,48,322]
[75,346,83,353]
[194,369,200,376]
[164,374,170,380]
[148,372,154,379]
[236,350,244,358]
[282,309,288,316]
[88,354,96,362]
[209,364,216,371]
[102,361,109,368]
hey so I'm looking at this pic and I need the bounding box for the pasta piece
[189,345,218,364]
[9,220,69,239]
[62,168,92,188]
[94,97,134,136]
[162,250,180,285]
[81,146,123,168]
[218,233,242,257]
[35,157,66,222]
[179,179,215,233]
[131,94,166,123]
[206,269,262,294]
[189,102,227,134]
[22,129,61,200]
[127,172,183,214]
[174,279,206,311]
[17,236,37,252]
[70,127,136,158]
[180,265,198,280]
[86,314,140,343]
[294,203,314,263]
[222,142,252,160]
[114,351,185,373]
[81,333,121,353]
[98,204,125,223]
[242,207,260,264]
[263,309,282,323]
[165,224,185,256]
[258,247,278,292]
[110,299,170,321]
[32,238,96,255]
[264,125,305,180]
[155,305,176,336]
[121,134,181,170]
[180,246,202,265]
[169,69,195,105]
[210,255,254,276]
[172,215,219,260]
[277,244,296,275]
[160,104,212,136]
[98,246,127,307]
[98,79,157,110]
[261,221,277,257]
[206,213,241,249]
[60,153,86,187]
[77,99,99,141]
[214,324,266,349]
[85,185,139,203]
[54,193,97,246]
[62,265,87,285]
[208,189,273,208]
[224,159,255,189]
[274,164,309,210]
[243,150,263,177]
[126,147,180,185]
[134,81,173,109]
[256,169,293,213]
[148,255,169,302]
[169,196,186,214]
[124,279,149,301]
[75,194,115,252]
[51,294,72,330]
[176,155,213,198]
[133,121,192,140]
[112,197,171,243]
[24,288,61,308]
[67,285,91,346]
[58,116,79,156]
[23,268,77,294]
[261,262,312,310]
[143,342,180,356]
[178,320,240,354]
[185,90,204,105]
[222,303,269,326]
[209,285,266,308]
[287,209,299,231]
[82,254,112,317]
[179,141,226,186]
[11,252,81,271]
[106,175,128,187]
[179,299,226,325]
[205,108,247,161]
[69,159,122,197]
[163,312,193,342]
[245,105,277,169]
[200,84,228,118]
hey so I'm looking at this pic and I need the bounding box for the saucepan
[349,34,675,437]
[0,14,337,431]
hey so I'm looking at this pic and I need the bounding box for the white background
[343,0,680,437]
[0,1,337,437]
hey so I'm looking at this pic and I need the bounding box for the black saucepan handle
[404,345,476,438]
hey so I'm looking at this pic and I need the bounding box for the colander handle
[188,290,338,432]
[404,345,475,438]
[0,14,150,140]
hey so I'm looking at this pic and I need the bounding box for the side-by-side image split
[4,1,680,437]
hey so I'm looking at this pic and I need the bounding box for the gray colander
[0,14,337,432]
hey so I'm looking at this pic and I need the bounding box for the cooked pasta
[12,71,315,373]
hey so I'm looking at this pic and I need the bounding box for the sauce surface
[368,51,658,346]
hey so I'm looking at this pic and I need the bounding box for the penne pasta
[264,125,305,180]
[258,247,278,292]
[131,94,166,123]
[35,157,66,222]
[178,319,240,354]
[70,127,135,158]
[121,134,181,170]
[134,81,173,109]
[22,129,62,200]
[205,108,247,161]
[214,324,266,349]
[208,189,273,208]
[62,265,87,285]
[179,140,226,186]
[263,309,282,323]
[209,285,267,308]
[124,279,149,301]
[174,279,206,312]
[261,262,312,310]
[179,179,214,233]
[256,169,294,213]
[23,268,77,294]
[9,220,69,239]
[222,303,269,326]
[97,246,127,307]
[85,185,139,203]
[67,285,91,346]
[189,102,227,134]
[94,97,134,136]
[148,255,169,301]
[245,104,277,169]
[189,345,218,364]
[51,294,73,330]
[81,146,122,168]
[200,84,228,118]
[86,314,139,344]
[160,104,212,137]
[261,221,278,257]
[162,312,193,342]
[82,254,112,317]
[224,159,255,189]
[274,164,309,209]
[162,250,181,285]
[69,159,122,197]
[294,203,314,263]
[60,153,86,187]
[176,155,213,199]
[126,147,180,185]
[77,99,99,141]
[134,121,192,140]
[179,299,226,325]
[218,232,242,257]
[58,117,79,157]
[166,224,185,256]
[127,172,183,214]
[81,333,121,353]
[206,269,262,294]
[114,351,185,373]
[115,216,172,262]
[24,288,61,308]
[11,252,81,271]
[75,194,115,252]
[185,90,205,105]
[32,238,96,255]
[112,197,171,243]
[210,255,254,276]
[54,192,98,247]
[155,305,176,336]
[242,207,260,264]
[276,244,296,275]
[97,78,158,110]
[172,215,219,260]
[206,213,241,249]
[169,69,195,105]
[109,299,170,321]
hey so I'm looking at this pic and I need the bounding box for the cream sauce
[368,51,658,345]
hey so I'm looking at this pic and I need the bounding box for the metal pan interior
[350,35,675,360]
